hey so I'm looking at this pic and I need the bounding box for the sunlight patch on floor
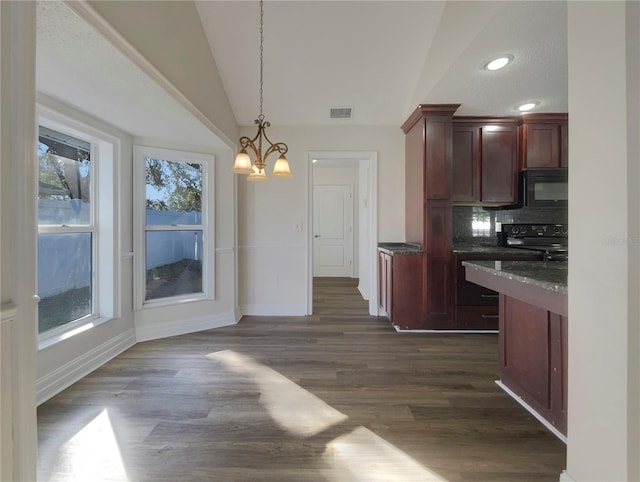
[44,409,129,482]
[208,350,448,481]
[323,426,448,482]
[207,349,348,437]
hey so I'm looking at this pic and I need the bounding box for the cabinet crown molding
[402,104,460,133]
[520,113,568,124]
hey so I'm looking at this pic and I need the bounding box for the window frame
[133,145,214,310]
[36,105,120,348]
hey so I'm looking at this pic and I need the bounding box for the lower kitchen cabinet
[378,248,423,329]
[453,250,541,330]
[500,295,567,436]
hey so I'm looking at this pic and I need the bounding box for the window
[134,146,213,308]
[37,127,93,333]
[37,108,118,341]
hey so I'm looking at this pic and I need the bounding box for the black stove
[499,224,568,261]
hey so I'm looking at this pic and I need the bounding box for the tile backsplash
[453,206,568,246]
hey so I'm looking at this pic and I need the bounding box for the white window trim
[37,105,120,349]
[133,145,215,310]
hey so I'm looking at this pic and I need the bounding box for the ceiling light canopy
[231,0,291,181]
[518,102,538,112]
[485,55,513,71]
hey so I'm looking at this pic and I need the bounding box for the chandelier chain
[258,0,264,121]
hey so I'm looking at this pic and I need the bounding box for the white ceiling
[196,0,568,126]
[36,1,568,139]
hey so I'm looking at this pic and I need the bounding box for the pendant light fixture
[231,0,292,181]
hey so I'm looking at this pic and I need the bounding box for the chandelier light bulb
[271,155,293,177]
[231,149,253,174]
[247,167,268,182]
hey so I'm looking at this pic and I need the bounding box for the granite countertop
[462,260,568,294]
[378,242,423,254]
[453,245,539,255]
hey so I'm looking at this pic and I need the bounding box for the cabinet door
[522,123,562,168]
[452,126,480,202]
[500,295,550,411]
[425,116,453,200]
[481,126,518,203]
[520,115,568,169]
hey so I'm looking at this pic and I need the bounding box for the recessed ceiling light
[518,102,538,112]
[485,55,513,71]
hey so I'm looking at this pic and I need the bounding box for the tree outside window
[144,157,204,302]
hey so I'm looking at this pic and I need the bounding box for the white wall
[237,125,404,315]
[566,2,640,481]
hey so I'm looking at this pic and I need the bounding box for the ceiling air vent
[330,107,352,119]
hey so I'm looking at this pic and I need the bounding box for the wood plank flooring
[38,277,566,481]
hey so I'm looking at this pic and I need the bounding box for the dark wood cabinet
[481,125,519,203]
[452,119,519,205]
[453,251,542,330]
[520,114,568,169]
[500,295,567,435]
[402,104,459,329]
[378,249,424,329]
[452,126,480,202]
[464,262,568,436]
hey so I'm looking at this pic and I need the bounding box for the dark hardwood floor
[38,277,566,481]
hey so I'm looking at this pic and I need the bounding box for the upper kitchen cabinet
[520,114,568,169]
[403,104,460,244]
[452,118,519,205]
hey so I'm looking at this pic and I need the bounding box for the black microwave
[518,168,568,208]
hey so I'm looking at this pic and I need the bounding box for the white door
[313,184,353,277]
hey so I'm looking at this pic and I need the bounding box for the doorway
[307,151,378,316]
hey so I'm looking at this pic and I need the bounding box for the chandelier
[231,0,292,181]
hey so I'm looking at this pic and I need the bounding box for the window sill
[38,315,113,351]
[138,292,211,311]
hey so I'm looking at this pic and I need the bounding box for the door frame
[307,151,378,315]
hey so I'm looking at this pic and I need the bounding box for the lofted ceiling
[196,0,568,126]
[36,1,228,149]
[35,1,568,141]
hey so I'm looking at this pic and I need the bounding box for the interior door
[313,184,353,277]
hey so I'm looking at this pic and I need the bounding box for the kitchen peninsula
[463,260,568,440]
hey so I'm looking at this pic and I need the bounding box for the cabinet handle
[481,294,499,299]
[481,314,499,319]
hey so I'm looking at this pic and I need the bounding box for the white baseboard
[559,470,576,482]
[135,311,236,342]
[239,303,307,316]
[496,380,567,444]
[36,328,136,405]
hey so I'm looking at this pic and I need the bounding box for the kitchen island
[463,260,568,440]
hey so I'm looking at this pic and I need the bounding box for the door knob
[314,235,321,238]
